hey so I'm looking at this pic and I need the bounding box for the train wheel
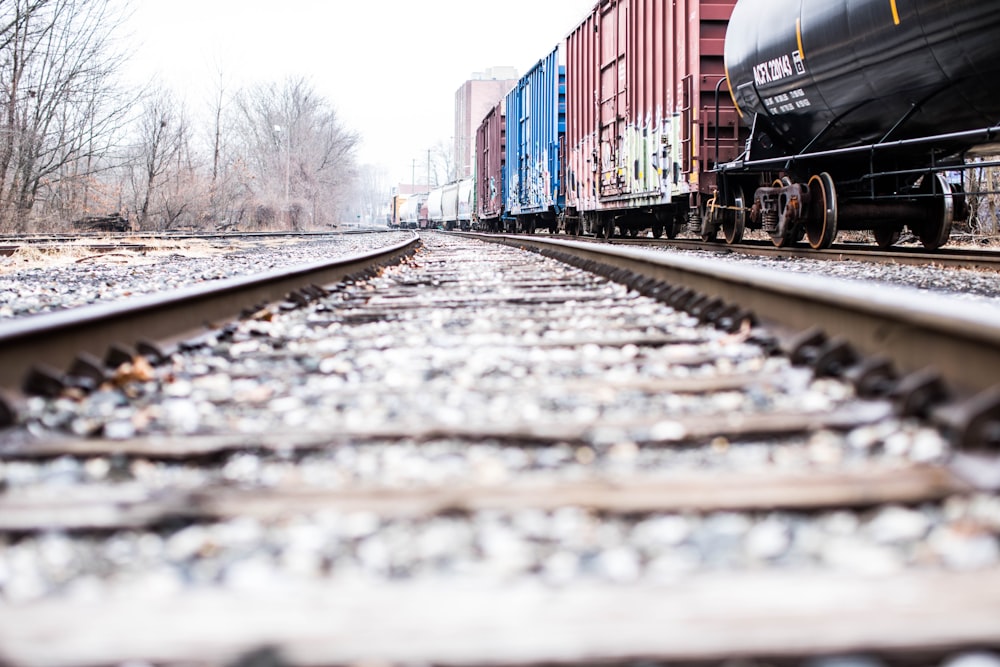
[600,219,613,239]
[722,184,746,245]
[771,229,795,247]
[874,227,901,249]
[667,208,684,239]
[914,173,953,250]
[806,173,838,250]
[652,223,664,238]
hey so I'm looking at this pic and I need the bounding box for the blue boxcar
[504,46,565,234]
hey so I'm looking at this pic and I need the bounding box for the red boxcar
[475,100,507,232]
[564,0,741,239]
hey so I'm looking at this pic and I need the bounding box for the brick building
[454,67,518,180]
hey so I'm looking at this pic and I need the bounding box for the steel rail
[0,243,153,257]
[0,233,419,392]
[602,236,1000,271]
[476,232,1000,271]
[470,233,1000,399]
[0,228,396,255]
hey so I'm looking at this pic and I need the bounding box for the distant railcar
[388,194,410,229]
[399,193,426,230]
[441,182,460,231]
[418,198,431,229]
[457,178,474,230]
[427,187,445,229]
[505,46,565,234]
[476,100,507,232]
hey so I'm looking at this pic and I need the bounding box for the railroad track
[477,232,1000,272]
[0,233,419,403]
[628,237,1000,272]
[468,233,1000,428]
[0,232,998,665]
[0,228,388,257]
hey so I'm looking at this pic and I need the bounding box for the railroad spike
[286,290,311,307]
[669,288,697,310]
[306,284,329,298]
[788,328,828,366]
[645,282,674,301]
[0,391,17,428]
[930,386,1000,450]
[714,305,749,333]
[66,352,107,391]
[694,298,728,324]
[748,329,782,356]
[22,365,67,398]
[891,369,950,419]
[104,343,135,369]
[812,338,858,377]
[136,340,172,365]
[843,356,897,398]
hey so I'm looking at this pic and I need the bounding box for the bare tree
[201,66,245,229]
[429,138,455,186]
[0,0,132,231]
[232,77,359,229]
[128,87,191,230]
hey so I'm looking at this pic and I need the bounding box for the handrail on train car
[715,77,728,169]
[720,123,1000,172]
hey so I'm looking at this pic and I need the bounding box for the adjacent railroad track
[613,236,1000,272]
[0,233,419,402]
[0,228,386,257]
[491,232,1000,272]
[0,231,998,666]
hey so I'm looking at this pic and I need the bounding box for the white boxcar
[442,182,460,231]
[427,187,445,228]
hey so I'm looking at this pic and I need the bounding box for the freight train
[412,178,476,231]
[470,0,745,240]
[438,0,1000,250]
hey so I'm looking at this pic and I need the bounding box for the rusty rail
[0,233,419,393]
[470,233,1000,447]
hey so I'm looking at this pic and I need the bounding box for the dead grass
[0,238,230,274]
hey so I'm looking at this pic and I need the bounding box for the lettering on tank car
[763,87,812,115]
[753,51,806,87]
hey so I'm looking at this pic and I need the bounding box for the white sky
[123,0,598,186]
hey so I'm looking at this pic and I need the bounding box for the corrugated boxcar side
[565,0,738,216]
[475,100,506,224]
[505,46,565,219]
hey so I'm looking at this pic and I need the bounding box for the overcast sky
[124,0,598,186]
